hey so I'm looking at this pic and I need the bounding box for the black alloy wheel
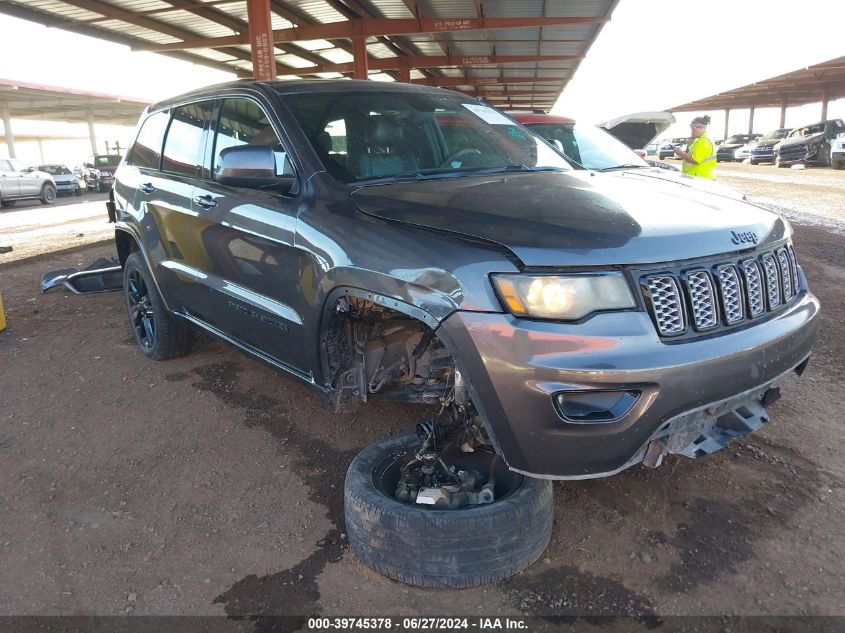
[127,268,155,350]
[122,251,195,360]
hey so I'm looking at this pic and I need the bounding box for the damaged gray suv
[110,80,819,588]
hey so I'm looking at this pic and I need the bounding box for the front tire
[123,252,195,360]
[40,184,56,205]
[344,433,554,588]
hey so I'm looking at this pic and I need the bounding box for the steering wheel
[440,148,483,168]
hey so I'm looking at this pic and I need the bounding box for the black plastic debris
[41,257,123,294]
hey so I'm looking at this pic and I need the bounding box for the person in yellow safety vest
[673,115,717,180]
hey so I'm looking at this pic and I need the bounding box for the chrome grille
[646,275,685,335]
[741,259,765,317]
[761,253,782,309]
[685,271,718,330]
[716,265,744,324]
[642,245,801,339]
[776,248,793,300]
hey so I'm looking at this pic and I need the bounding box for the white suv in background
[0,158,57,207]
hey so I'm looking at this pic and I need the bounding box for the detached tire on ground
[344,433,554,588]
[123,251,195,360]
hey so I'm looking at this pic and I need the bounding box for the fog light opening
[554,389,641,424]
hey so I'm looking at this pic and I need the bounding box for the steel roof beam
[413,76,561,87]
[295,53,580,75]
[0,3,247,77]
[132,16,608,52]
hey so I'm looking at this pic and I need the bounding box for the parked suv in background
[831,131,845,170]
[776,119,845,167]
[0,158,57,207]
[83,154,122,192]
[111,79,819,589]
[658,137,687,159]
[716,133,762,162]
[38,164,82,196]
[750,128,792,164]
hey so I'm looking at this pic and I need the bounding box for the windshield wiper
[595,163,649,172]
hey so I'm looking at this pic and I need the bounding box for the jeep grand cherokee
[109,79,819,588]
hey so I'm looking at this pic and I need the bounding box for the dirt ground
[1,167,844,621]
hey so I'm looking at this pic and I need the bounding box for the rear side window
[162,102,214,177]
[127,111,169,169]
[213,98,294,179]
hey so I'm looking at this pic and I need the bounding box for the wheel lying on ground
[344,433,554,588]
[40,184,56,205]
[123,251,195,360]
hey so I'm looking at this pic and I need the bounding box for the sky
[556,0,845,138]
[0,0,844,164]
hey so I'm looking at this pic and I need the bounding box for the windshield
[725,134,751,144]
[761,129,791,141]
[94,155,122,167]
[525,121,649,170]
[38,164,71,175]
[280,90,570,184]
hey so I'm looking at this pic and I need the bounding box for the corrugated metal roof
[0,0,621,111]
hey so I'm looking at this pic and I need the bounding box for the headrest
[370,116,402,146]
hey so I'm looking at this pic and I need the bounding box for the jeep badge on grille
[730,230,758,245]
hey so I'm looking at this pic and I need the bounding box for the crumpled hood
[756,138,782,148]
[779,131,824,148]
[351,171,786,267]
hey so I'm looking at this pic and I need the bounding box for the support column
[723,108,730,141]
[352,35,368,80]
[1,102,16,159]
[246,0,276,80]
[821,86,829,121]
[87,110,98,155]
[398,66,411,84]
[748,105,755,134]
[779,99,787,128]
[37,139,45,164]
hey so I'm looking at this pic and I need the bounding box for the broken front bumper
[440,289,819,479]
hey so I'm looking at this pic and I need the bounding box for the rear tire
[123,252,195,360]
[345,433,554,588]
[40,184,57,205]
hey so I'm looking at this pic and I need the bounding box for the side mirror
[216,145,295,193]
[22,166,35,173]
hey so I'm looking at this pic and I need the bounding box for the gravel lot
[1,165,844,622]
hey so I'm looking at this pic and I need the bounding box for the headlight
[492,273,636,320]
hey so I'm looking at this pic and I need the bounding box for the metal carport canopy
[668,56,845,134]
[0,77,150,158]
[0,0,621,112]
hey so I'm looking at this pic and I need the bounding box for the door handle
[138,182,156,194]
[193,194,217,209]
